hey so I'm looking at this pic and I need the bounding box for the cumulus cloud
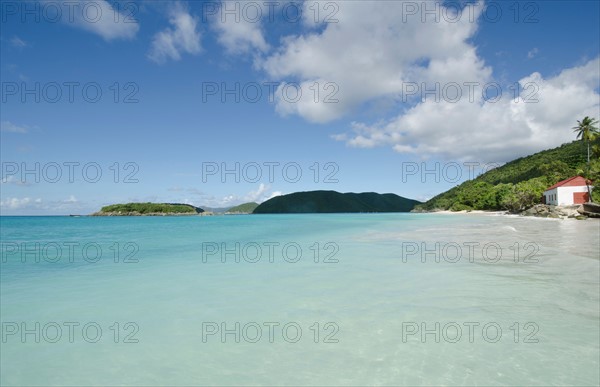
[334,58,600,162]
[255,1,599,161]
[244,183,280,203]
[260,1,487,123]
[211,0,269,55]
[67,0,139,40]
[243,183,268,201]
[148,2,202,63]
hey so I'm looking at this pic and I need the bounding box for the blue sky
[1,0,599,215]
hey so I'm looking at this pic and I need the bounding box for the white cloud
[211,0,269,55]
[265,191,283,200]
[148,2,202,64]
[260,1,487,123]
[64,195,78,203]
[0,197,42,210]
[220,184,281,206]
[10,36,27,47]
[243,183,272,202]
[334,58,600,162]
[67,0,139,40]
[1,175,30,186]
[0,192,86,214]
[245,184,283,203]
[1,121,28,133]
[256,1,599,161]
[1,176,14,184]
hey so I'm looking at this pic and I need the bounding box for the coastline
[90,212,209,217]
[417,204,594,220]
[425,210,505,215]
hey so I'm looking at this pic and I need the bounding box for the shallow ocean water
[1,214,598,386]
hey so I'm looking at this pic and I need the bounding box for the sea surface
[1,214,599,386]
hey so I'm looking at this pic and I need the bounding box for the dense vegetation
[99,203,203,214]
[226,202,259,213]
[253,191,421,213]
[416,140,600,212]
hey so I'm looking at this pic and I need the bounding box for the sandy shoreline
[420,208,597,220]
[426,210,506,215]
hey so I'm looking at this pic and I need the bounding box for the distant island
[253,191,421,213]
[92,193,421,216]
[92,138,599,217]
[226,202,259,214]
[92,203,204,216]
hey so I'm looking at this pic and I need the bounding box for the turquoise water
[1,214,599,386]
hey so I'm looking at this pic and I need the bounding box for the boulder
[520,204,586,219]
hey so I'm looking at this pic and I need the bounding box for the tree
[500,178,547,212]
[456,181,497,210]
[573,117,599,163]
[494,183,514,209]
[538,160,573,184]
[592,134,600,159]
[573,117,599,203]
[589,159,600,202]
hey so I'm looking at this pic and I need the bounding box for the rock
[578,203,600,218]
[520,204,587,219]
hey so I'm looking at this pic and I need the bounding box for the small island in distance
[90,139,600,217]
[92,203,204,216]
[92,192,422,216]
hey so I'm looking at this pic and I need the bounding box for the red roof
[545,176,592,191]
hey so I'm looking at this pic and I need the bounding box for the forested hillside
[416,140,600,212]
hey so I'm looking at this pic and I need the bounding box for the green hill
[94,202,203,215]
[416,140,599,212]
[253,191,421,213]
[226,202,259,214]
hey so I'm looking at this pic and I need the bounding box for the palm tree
[573,116,599,163]
[573,117,599,203]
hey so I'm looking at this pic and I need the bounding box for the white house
[543,176,593,206]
